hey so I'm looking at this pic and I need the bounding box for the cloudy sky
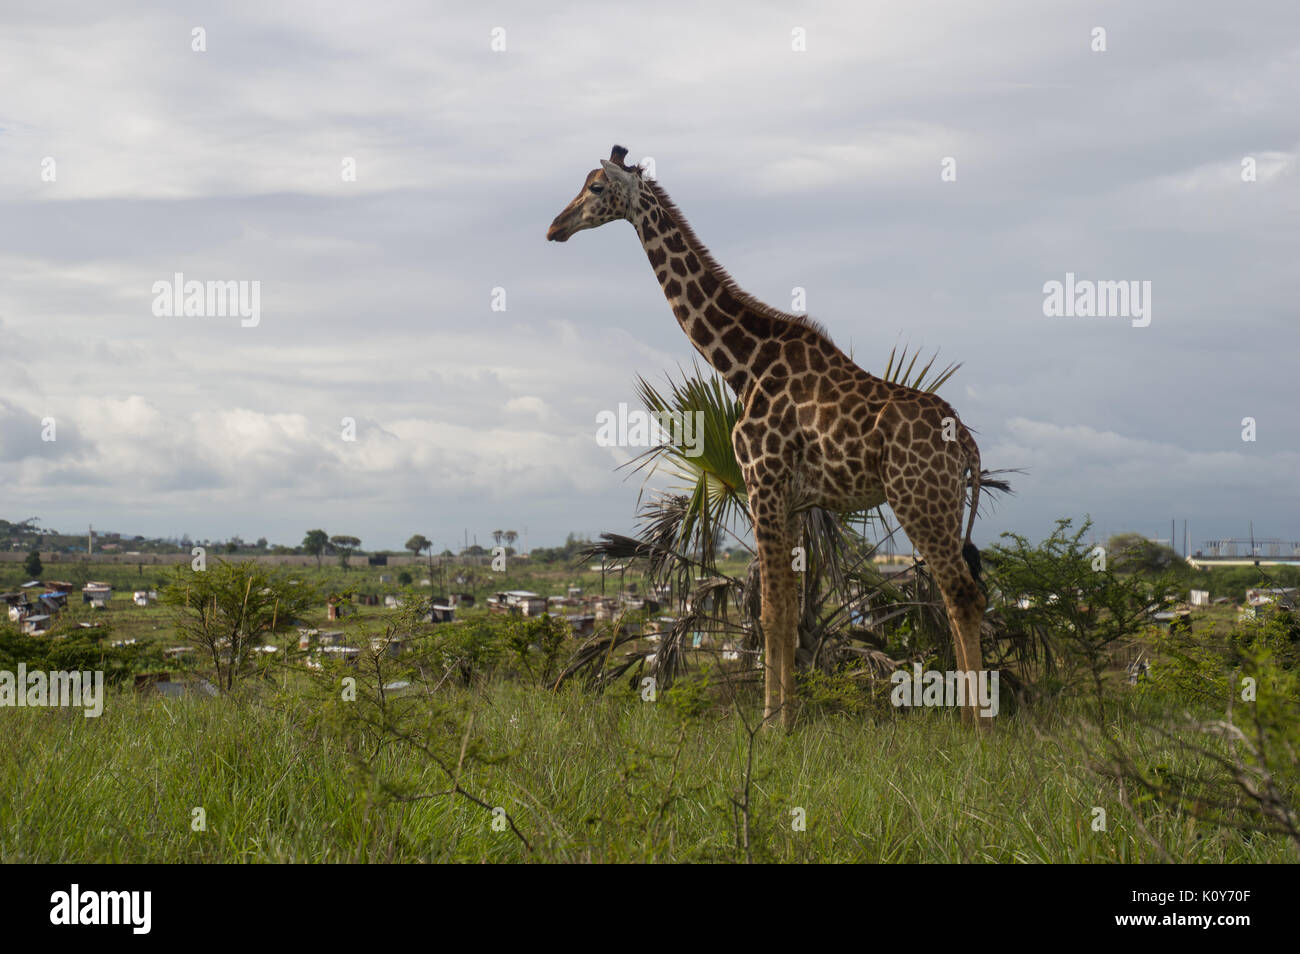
[1,0,1296,554]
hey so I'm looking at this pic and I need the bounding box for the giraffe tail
[961,428,982,585]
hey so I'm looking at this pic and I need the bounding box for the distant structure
[1188,535,1300,568]
[1200,538,1300,558]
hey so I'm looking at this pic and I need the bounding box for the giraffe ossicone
[549,145,989,729]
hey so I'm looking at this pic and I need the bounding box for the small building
[427,604,455,624]
[83,583,112,607]
[1245,587,1298,613]
[318,645,361,666]
[21,614,52,635]
[40,592,68,612]
[326,598,353,620]
[318,630,346,646]
[370,636,405,658]
[591,598,619,621]
[132,590,158,606]
[1189,589,1210,607]
[564,614,596,639]
[487,590,547,617]
[3,594,33,622]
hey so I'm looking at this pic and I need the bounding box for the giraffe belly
[794,460,887,513]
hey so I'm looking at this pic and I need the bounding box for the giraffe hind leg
[884,483,990,728]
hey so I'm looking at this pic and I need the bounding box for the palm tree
[571,348,1013,691]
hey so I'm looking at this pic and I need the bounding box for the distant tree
[256,537,268,549]
[225,540,239,554]
[440,549,454,558]
[504,530,518,551]
[1108,533,1180,574]
[161,561,317,692]
[398,570,413,585]
[406,534,432,559]
[492,530,504,548]
[23,550,42,578]
[988,519,1175,706]
[330,535,362,570]
[302,529,329,568]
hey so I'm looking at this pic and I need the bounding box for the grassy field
[3,554,1294,863]
[2,678,1292,863]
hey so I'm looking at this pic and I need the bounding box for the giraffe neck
[630,183,774,398]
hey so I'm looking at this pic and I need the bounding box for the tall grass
[1,682,1290,863]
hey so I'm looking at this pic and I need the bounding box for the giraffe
[548,146,988,729]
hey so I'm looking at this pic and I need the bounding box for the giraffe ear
[600,160,634,183]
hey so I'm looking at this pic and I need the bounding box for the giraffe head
[547,145,643,242]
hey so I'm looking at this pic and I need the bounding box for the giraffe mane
[644,179,833,342]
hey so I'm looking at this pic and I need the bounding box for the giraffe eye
[589,184,604,195]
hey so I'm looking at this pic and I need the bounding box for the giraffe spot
[808,350,827,373]
[741,312,769,336]
[699,271,720,296]
[715,289,741,314]
[787,343,807,374]
[642,222,659,240]
[664,278,682,298]
[664,233,687,253]
[704,304,729,328]
[721,327,755,363]
[656,270,667,283]
[690,322,715,348]
[686,281,705,308]
[647,246,667,267]
[670,257,689,277]
[684,251,701,272]
[749,391,770,418]
[765,432,782,455]
[755,341,781,369]
[712,348,733,372]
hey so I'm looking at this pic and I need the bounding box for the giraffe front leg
[754,514,798,729]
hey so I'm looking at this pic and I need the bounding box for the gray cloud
[0,0,1296,550]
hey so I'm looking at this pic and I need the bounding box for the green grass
[2,680,1291,863]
